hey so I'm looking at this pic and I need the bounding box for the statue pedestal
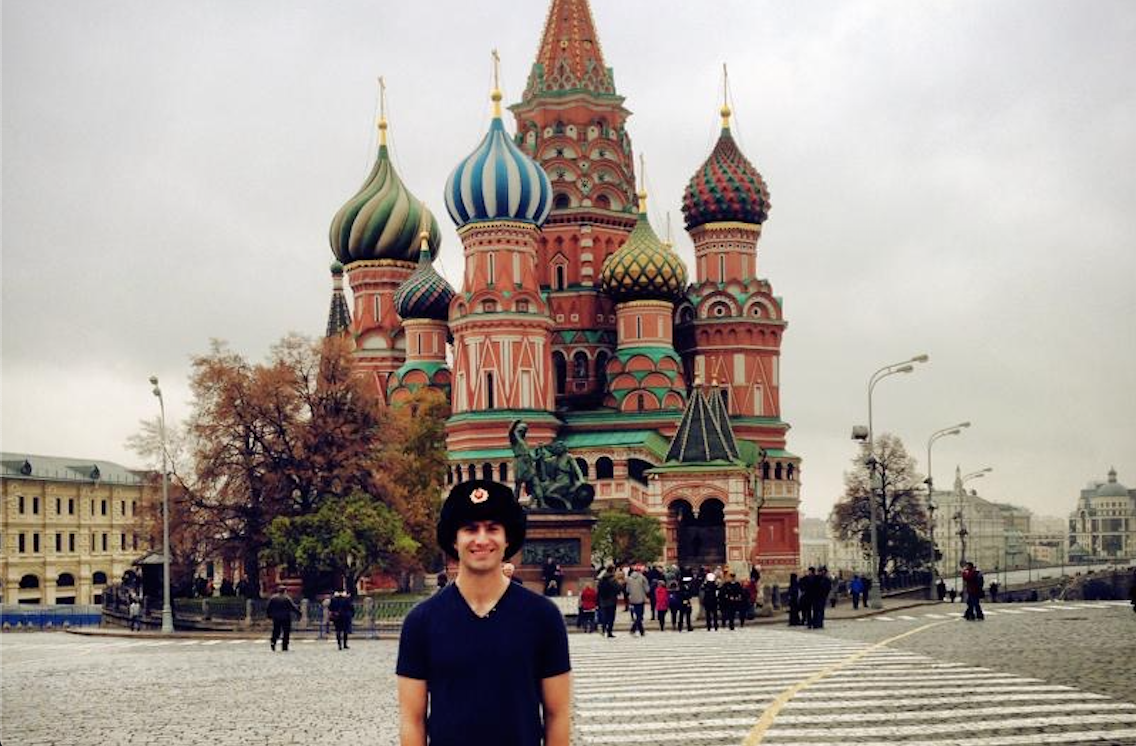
[511,510,598,596]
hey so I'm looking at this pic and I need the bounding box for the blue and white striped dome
[444,110,552,228]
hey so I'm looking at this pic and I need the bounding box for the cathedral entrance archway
[671,497,726,568]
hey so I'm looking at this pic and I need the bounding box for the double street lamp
[854,353,929,610]
[956,467,992,570]
[925,422,971,585]
[150,376,174,634]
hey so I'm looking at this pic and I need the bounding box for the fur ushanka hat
[436,480,526,561]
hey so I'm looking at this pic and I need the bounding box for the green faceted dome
[601,196,688,303]
[329,123,441,265]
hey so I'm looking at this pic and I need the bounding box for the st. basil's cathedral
[324,0,801,582]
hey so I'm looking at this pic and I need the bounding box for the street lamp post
[150,376,174,634]
[925,422,970,590]
[859,353,929,610]
[958,467,992,574]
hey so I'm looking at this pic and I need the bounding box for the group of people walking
[786,566,836,629]
[575,564,762,636]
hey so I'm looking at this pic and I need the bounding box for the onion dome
[329,117,442,265]
[600,192,688,303]
[681,106,771,230]
[394,233,456,321]
[444,89,552,228]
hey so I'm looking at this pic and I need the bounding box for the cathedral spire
[524,0,615,99]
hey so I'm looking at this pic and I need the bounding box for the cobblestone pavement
[0,600,1132,745]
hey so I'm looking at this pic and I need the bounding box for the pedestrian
[646,564,664,620]
[579,580,598,633]
[936,578,947,602]
[597,566,620,638]
[396,480,571,746]
[741,575,757,626]
[266,585,300,652]
[829,571,839,609]
[128,596,142,632]
[626,565,650,636]
[1129,570,1136,613]
[961,562,985,621]
[329,590,354,650]
[679,577,694,631]
[948,587,957,604]
[654,580,670,631]
[811,567,832,629]
[800,568,815,628]
[667,580,682,631]
[436,569,449,590]
[503,562,524,585]
[850,574,864,610]
[787,573,801,626]
[989,581,999,603]
[720,572,744,630]
[701,572,719,631]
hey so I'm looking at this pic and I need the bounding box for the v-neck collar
[453,577,514,620]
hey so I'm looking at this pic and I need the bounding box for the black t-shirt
[396,581,571,746]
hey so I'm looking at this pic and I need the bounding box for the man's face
[455,520,507,574]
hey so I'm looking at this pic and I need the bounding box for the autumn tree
[130,335,387,596]
[263,492,419,597]
[591,509,666,567]
[372,387,451,573]
[830,433,932,578]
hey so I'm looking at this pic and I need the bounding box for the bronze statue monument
[508,420,595,511]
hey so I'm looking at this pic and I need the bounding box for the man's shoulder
[403,586,454,624]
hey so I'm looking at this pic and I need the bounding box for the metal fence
[1,604,103,630]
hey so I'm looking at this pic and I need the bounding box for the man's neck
[455,568,510,616]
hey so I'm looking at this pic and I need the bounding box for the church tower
[388,233,456,404]
[677,91,800,570]
[328,97,441,405]
[444,72,559,456]
[510,0,639,410]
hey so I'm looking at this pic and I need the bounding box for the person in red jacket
[578,580,598,633]
[961,562,985,621]
[654,581,670,631]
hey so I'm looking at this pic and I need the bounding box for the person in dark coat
[328,590,355,650]
[811,567,833,628]
[962,562,985,621]
[701,573,720,631]
[596,567,620,638]
[266,586,300,651]
[936,578,947,602]
[799,568,815,628]
[720,573,744,630]
[787,573,801,626]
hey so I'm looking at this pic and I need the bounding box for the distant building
[798,517,829,569]
[935,467,1031,574]
[1068,468,1135,560]
[1,454,155,604]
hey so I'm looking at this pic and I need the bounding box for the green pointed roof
[665,388,740,464]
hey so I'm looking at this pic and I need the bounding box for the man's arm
[397,676,428,746]
[541,672,572,746]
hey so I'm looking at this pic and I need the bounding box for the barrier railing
[1,604,103,630]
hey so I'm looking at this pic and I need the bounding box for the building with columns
[1068,468,1135,561]
[1,454,155,605]
[324,0,801,579]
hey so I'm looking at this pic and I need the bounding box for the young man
[962,562,985,621]
[396,480,571,746]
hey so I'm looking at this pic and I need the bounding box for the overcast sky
[4,1,1134,522]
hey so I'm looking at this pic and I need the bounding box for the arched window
[595,457,614,480]
[762,461,771,481]
[57,573,76,587]
[554,264,567,290]
[447,468,454,485]
[595,351,610,390]
[595,194,611,210]
[775,462,783,480]
[628,458,652,485]
[19,574,40,589]
[786,464,795,481]
[498,463,508,482]
[553,352,568,395]
[485,372,496,409]
[92,571,108,585]
[467,464,476,481]
[554,193,570,210]
[573,351,589,379]
[482,463,493,481]
[575,458,589,479]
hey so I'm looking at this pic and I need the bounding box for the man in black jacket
[811,567,833,629]
[328,590,355,650]
[266,586,300,651]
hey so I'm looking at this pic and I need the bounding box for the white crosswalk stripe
[569,622,1136,746]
